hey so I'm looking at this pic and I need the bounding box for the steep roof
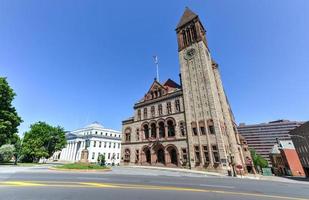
[163,78,181,89]
[176,7,198,29]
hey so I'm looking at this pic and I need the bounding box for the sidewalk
[127,165,309,185]
[128,165,225,177]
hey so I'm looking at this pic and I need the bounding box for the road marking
[0,181,307,200]
[199,184,235,189]
[2,181,46,186]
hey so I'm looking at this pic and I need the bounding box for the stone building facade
[121,8,247,173]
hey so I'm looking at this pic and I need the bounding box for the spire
[176,7,198,29]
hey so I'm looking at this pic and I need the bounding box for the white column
[68,143,72,161]
[72,142,77,161]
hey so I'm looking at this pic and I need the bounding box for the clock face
[184,48,196,60]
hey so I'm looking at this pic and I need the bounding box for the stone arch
[141,122,149,139]
[166,117,176,137]
[124,148,130,163]
[149,120,157,138]
[124,127,131,142]
[157,119,166,138]
[165,144,179,167]
[153,143,165,165]
[141,146,151,164]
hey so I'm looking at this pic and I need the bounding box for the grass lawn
[0,162,42,166]
[55,163,109,170]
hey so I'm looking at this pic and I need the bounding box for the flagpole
[153,56,159,82]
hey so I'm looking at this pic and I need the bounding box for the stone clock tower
[176,8,244,171]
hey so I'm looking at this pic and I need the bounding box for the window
[92,152,95,159]
[109,142,111,148]
[144,108,148,119]
[100,132,103,135]
[200,126,206,135]
[99,141,102,148]
[208,119,215,134]
[180,122,186,136]
[118,143,120,148]
[117,153,119,159]
[192,127,198,136]
[151,106,155,117]
[203,145,210,162]
[158,121,165,138]
[104,142,106,148]
[194,146,201,164]
[167,120,175,137]
[110,133,112,137]
[136,129,140,141]
[125,128,131,142]
[175,99,180,112]
[108,153,111,159]
[124,149,130,162]
[105,133,108,136]
[113,143,116,148]
[150,123,157,138]
[135,149,139,163]
[143,124,149,139]
[137,109,141,120]
[93,141,96,147]
[95,131,98,135]
[167,102,172,114]
[182,148,188,162]
[158,104,163,116]
[212,145,220,163]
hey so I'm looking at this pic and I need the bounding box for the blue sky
[1,0,308,135]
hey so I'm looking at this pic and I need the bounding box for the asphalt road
[1,166,309,200]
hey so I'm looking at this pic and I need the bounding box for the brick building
[290,121,309,176]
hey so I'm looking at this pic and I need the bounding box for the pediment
[144,80,167,101]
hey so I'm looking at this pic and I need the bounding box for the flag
[153,56,158,64]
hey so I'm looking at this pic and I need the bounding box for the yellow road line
[0,181,307,200]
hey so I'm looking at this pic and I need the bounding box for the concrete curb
[48,167,112,173]
[126,166,225,177]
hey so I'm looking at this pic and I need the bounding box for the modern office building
[290,121,309,176]
[238,120,302,165]
[58,122,121,165]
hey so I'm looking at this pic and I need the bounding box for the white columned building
[58,122,122,165]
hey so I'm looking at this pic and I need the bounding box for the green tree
[21,122,66,162]
[0,144,15,162]
[250,148,268,170]
[97,154,106,166]
[0,77,22,147]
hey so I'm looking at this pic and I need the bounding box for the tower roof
[176,7,198,29]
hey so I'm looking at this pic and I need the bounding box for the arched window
[143,124,149,139]
[124,149,130,162]
[125,128,131,142]
[150,123,157,138]
[167,120,175,137]
[158,121,165,138]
